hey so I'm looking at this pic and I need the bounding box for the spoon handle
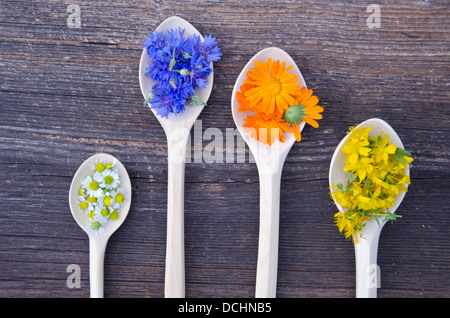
[354,232,381,298]
[255,170,283,298]
[89,237,108,298]
[164,133,188,298]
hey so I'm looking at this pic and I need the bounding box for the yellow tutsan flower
[330,126,413,243]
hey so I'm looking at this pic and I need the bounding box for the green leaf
[375,216,381,226]
[394,155,406,163]
[189,94,206,106]
[143,91,154,106]
[396,148,411,157]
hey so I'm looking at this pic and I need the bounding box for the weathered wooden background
[1,0,449,298]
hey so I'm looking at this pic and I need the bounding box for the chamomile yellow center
[89,180,99,191]
[109,210,119,220]
[80,201,88,210]
[104,196,113,207]
[86,196,97,203]
[95,163,105,173]
[104,176,114,185]
[115,193,125,203]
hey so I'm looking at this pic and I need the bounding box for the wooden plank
[0,0,449,298]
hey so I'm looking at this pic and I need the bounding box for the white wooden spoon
[139,16,214,298]
[231,47,307,298]
[329,118,410,298]
[69,153,132,298]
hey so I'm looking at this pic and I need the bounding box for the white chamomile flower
[81,173,104,198]
[93,210,109,227]
[79,159,123,232]
[102,191,112,207]
[93,171,105,190]
[100,168,120,190]
[78,196,93,214]
[106,159,117,169]
[110,188,127,210]
[90,160,107,173]
[85,221,105,235]
[105,191,118,209]
[94,202,110,218]
[101,192,121,222]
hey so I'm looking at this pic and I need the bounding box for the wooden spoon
[231,47,307,298]
[329,118,410,297]
[69,153,132,298]
[138,16,214,298]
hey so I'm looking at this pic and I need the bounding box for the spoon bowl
[231,47,306,168]
[329,118,410,297]
[69,153,132,297]
[139,16,213,133]
[231,47,306,297]
[138,16,214,298]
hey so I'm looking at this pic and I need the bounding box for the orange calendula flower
[243,58,302,114]
[243,111,292,146]
[237,83,255,113]
[236,58,323,145]
[282,86,324,142]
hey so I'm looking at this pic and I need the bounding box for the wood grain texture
[0,0,449,298]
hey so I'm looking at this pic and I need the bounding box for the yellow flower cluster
[330,126,413,243]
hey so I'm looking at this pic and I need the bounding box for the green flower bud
[189,94,206,106]
[179,69,191,76]
[282,104,306,124]
[144,91,154,106]
[168,48,176,71]
[169,78,177,89]
[91,222,101,230]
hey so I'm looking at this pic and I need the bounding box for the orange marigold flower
[237,83,255,113]
[235,58,323,145]
[243,111,292,145]
[243,58,302,114]
[282,86,324,142]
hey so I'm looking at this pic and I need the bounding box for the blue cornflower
[187,53,212,90]
[169,77,192,113]
[150,79,191,117]
[191,34,222,63]
[143,31,171,61]
[149,83,180,118]
[146,57,172,82]
[166,28,193,73]
[148,92,171,118]
[166,28,191,53]
[142,28,221,118]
